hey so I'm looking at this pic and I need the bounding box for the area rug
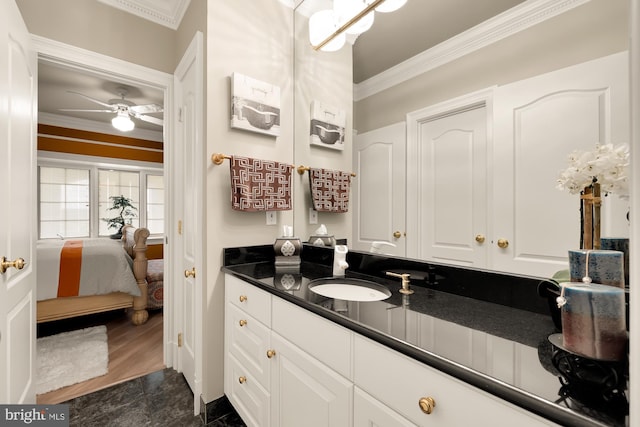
[36,325,109,394]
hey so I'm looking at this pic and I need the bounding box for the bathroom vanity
[222,245,628,427]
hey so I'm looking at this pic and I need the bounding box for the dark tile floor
[65,368,246,427]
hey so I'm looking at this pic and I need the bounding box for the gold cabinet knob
[239,295,248,303]
[238,376,246,384]
[239,319,247,327]
[418,397,436,414]
[393,231,402,238]
[0,257,26,274]
[475,234,485,244]
[184,267,196,278]
[497,238,509,249]
[266,349,277,359]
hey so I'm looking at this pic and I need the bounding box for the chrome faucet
[386,271,414,295]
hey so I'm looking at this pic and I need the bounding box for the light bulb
[334,0,374,35]
[375,0,407,13]
[309,9,346,52]
[112,111,134,132]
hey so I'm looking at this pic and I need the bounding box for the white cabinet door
[354,387,416,427]
[270,331,352,427]
[407,102,488,267]
[492,52,629,277]
[353,122,406,256]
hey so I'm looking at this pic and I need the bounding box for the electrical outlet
[309,208,318,224]
[266,211,277,225]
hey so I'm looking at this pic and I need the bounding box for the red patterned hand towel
[230,156,292,211]
[308,168,352,213]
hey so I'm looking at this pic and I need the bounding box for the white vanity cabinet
[224,274,353,427]
[353,335,557,427]
[224,275,272,427]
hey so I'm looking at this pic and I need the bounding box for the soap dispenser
[333,245,349,276]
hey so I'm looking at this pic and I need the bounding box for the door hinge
[178,332,183,347]
[178,107,183,122]
[178,220,182,235]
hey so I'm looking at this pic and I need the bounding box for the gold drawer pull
[239,295,247,303]
[266,349,277,359]
[419,397,436,414]
[238,376,247,384]
[239,319,247,327]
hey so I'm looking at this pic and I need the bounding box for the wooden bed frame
[36,225,150,326]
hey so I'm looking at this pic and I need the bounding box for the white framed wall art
[231,72,281,137]
[309,100,346,151]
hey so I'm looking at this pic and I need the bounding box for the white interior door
[407,102,488,268]
[173,32,204,414]
[352,122,406,256]
[0,0,37,404]
[492,52,629,277]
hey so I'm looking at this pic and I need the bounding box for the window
[146,174,164,235]
[98,170,140,236]
[38,161,163,239]
[39,166,90,239]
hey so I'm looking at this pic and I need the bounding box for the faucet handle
[385,271,414,295]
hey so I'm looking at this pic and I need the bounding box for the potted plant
[102,195,138,239]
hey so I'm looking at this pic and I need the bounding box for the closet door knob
[0,257,26,274]
[238,376,246,384]
[266,349,277,358]
[239,295,247,302]
[239,319,247,327]
[475,234,485,244]
[393,231,402,238]
[497,238,509,248]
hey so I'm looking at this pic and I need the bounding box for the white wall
[204,0,294,402]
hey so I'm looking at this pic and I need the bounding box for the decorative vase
[580,183,601,249]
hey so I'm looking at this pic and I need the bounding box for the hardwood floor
[36,309,165,404]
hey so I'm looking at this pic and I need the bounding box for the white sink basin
[308,278,391,302]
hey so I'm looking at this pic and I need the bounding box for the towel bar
[297,165,356,177]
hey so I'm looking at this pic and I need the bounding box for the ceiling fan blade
[133,114,164,126]
[129,104,163,114]
[67,91,115,109]
[59,108,115,113]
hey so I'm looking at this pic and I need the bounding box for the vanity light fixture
[310,0,407,51]
[111,107,135,132]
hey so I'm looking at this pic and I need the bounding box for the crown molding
[354,0,591,101]
[97,0,191,30]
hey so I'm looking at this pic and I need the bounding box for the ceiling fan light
[375,0,407,13]
[112,112,134,132]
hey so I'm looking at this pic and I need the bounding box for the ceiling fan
[60,87,164,131]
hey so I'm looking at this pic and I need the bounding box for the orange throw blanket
[57,240,83,297]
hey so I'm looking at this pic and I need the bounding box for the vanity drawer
[272,297,352,380]
[354,336,555,427]
[226,302,272,388]
[226,353,270,427]
[226,274,271,325]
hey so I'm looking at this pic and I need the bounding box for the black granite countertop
[222,245,629,427]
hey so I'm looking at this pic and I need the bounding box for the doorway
[33,36,174,401]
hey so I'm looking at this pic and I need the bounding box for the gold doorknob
[266,349,277,359]
[238,376,246,384]
[239,319,247,327]
[393,231,402,238]
[239,295,247,303]
[497,238,509,249]
[418,397,436,414]
[475,234,485,244]
[184,267,196,278]
[0,257,26,274]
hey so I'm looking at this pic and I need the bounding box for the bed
[36,225,150,325]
